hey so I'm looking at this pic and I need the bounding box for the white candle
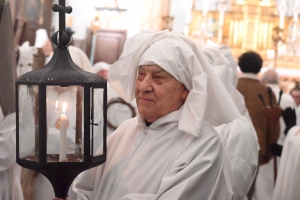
[59,102,67,162]
[279,1,287,29]
[271,50,275,59]
[293,2,300,23]
[203,0,208,17]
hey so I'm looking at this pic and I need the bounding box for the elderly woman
[71,30,240,200]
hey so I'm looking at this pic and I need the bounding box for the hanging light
[15,0,107,198]
[95,0,127,20]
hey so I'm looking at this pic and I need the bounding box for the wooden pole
[34,92,39,158]
[274,156,277,184]
[75,86,82,146]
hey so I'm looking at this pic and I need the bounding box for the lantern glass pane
[91,87,104,156]
[18,84,39,162]
[46,85,84,162]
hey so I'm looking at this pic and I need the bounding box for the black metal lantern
[15,1,107,199]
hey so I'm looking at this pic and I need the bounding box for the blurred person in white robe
[68,30,242,200]
[272,125,300,200]
[252,69,298,200]
[0,1,24,199]
[262,69,297,146]
[91,62,137,136]
[16,41,38,77]
[290,87,300,125]
[92,62,110,80]
[204,46,259,200]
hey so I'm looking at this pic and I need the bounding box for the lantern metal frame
[15,0,107,198]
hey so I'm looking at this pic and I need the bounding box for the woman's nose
[139,75,153,92]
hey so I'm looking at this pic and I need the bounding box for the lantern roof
[16,47,105,85]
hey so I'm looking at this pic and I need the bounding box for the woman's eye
[137,71,145,80]
[138,72,144,76]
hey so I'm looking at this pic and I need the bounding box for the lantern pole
[16,0,107,199]
[52,0,72,48]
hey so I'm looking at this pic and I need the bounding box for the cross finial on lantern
[52,0,73,48]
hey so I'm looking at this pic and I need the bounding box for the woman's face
[135,65,189,122]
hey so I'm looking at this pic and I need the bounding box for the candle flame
[55,100,58,109]
[62,102,66,113]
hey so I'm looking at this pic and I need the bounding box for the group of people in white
[1,2,300,199]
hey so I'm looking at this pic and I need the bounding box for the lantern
[15,1,107,198]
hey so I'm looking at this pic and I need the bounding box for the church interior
[10,0,300,92]
[2,0,300,200]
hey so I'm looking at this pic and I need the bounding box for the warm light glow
[266,49,275,60]
[62,102,67,113]
[55,101,58,109]
[206,39,218,48]
[278,45,286,57]
[99,10,120,19]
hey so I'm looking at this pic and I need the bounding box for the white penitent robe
[253,84,296,200]
[73,108,233,200]
[272,126,300,200]
[214,116,259,200]
[0,106,23,200]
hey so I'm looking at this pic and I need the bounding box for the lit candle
[59,102,67,162]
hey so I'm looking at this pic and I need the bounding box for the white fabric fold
[204,45,259,200]
[204,46,252,121]
[92,62,110,74]
[109,30,240,137]
[216,45,238,86]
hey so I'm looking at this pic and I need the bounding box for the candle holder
[15,0,107,199]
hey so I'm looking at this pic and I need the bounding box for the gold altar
[188,0,300,71]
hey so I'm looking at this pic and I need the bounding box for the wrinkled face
[291,90,300,106]
[135,65,189,122]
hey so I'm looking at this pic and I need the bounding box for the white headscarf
[109,30,240,137]
[92,62,110,74]
[204,45,251,120]
[217,45,238,86]
[68,46,92,72]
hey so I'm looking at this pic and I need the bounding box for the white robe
[0,106,23,200]
[214,116,259,200]
[272,126,300,200]
[73,107,233,200]
[253,84,296,200]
